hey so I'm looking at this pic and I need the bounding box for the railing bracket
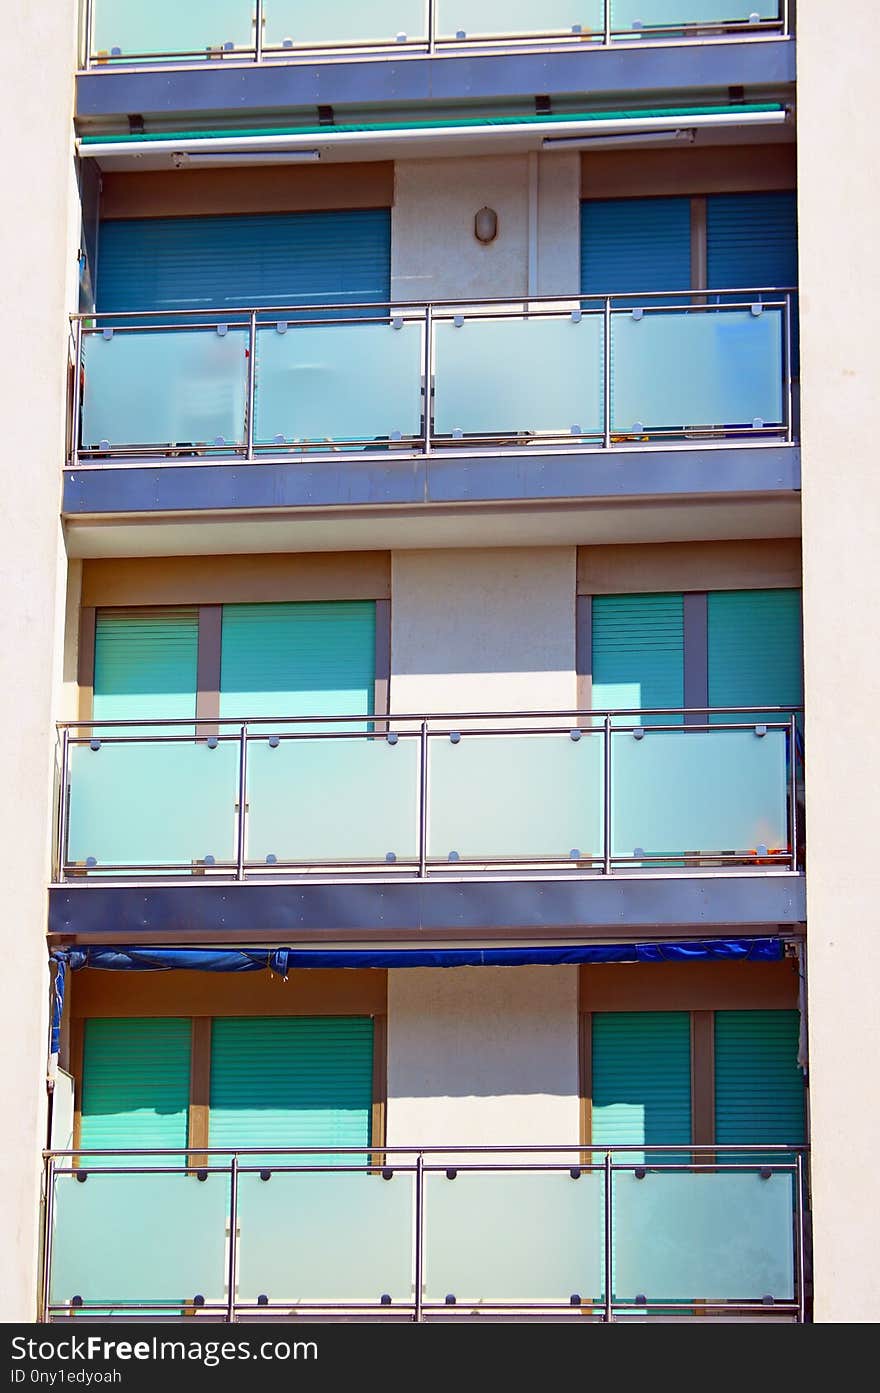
[259,1170,271,1182]
[635,1167,647,1180]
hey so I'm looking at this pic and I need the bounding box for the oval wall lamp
[474,206,499,243]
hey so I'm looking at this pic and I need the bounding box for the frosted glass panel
[66,741,238,868]
[237,1170,415,1303]
[611,308,783,433]
[613,1170,795,1302]
[433,314,604,437]
[266,2,428,47]
[254,320,423,445]
[428,732,603,861]
[49,1172,228,1307]
[611,3,778,28]
[611,728,788,858]
[81,329,247,450]
[92,2,251,57]
[436,3,603,38]
[246,735,420,864]
[424,1171,604,1303]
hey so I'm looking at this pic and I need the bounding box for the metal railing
[67,288,797,468]
[54,706,802,882]
[79,2,790,70]
[41,1142,807,1322]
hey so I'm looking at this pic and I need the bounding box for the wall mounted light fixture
[474,206,498,243]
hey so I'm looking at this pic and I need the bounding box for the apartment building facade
[0,0,876,1323]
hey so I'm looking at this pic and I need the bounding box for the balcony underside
[48,870,806,943]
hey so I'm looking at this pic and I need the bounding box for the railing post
[603,713,612,875]
[56,729,70,883]
[427,0,436,54]
[70,320,83,469]
[236,726,248,881]
[784,291,795,444]
[83,0,94,70]
[602,297,612,448]
[604,1150,613,1322]
[40,1158,56,1322]
[245,311,257,459]
[254,0,264,62]
[782,0,791,40]
[790,713,799,871]
[227,1156,239,1322]
[795,1152,806,1324]
[418,720,429,878]
[423,305,433,457]
[414,1152,424,1322]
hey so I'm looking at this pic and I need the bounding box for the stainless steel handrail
[40,1142,808,1323]
[79,2,790,71]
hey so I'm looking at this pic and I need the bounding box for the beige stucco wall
[386,967,580,1147]
[0,2,78,1320]
[797,0,880,1322]
[391,152,580,301]
[390,547,577,716]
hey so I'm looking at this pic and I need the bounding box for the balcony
[64,291,799,524]
[54,706,800,883]
[43,1143,807,1321]
[79,3,789,69]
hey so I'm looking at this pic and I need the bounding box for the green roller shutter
[219,601,376,726]
[80,1018,191,1164]
[592,593,684,724]
[707,589,802,722]
[592,1012,692,1160]
[209,1017,374,1162]
[93,608,199,724]
[714,1010,805,1160]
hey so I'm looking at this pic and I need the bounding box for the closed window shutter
[706,191,798,293]
[80,1018,191,1164]
[219,600,376,725]
[209,1017,374,1161]
[707,588,802,721]
[96,209,392,315]
[592,593,684,724]
[580,196,692,300]
[93,608,199,724]
[592,1012,692,1160]
[714,1010,805,1154]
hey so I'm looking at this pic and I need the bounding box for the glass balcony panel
[92,1,252,59]
[424,1170,605,1304]
[80,328,248,451]
[237,1169,415,1304]
[427,732,603,862]
[66,740,238,869]
[265,3,428,48]
[254,320,423,447]
[432,313,604,440]
[245,734,420,865]
[612,1169,795,1304]
[610,727,788,861]
[49,1171,228,1309]
[611,2,779,30]
[611,307,783,435]
[436,3,604,39]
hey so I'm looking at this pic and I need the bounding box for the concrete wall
[390,547,576,716]
[391,152,580,301]
[797,0,880,1322]
[0,3,79,1319]
[386,967,580,1146]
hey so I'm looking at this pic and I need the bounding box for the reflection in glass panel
[266,2,427,48]
[92,1,252,58]
[611,2,778,30]
[436,3,604,39]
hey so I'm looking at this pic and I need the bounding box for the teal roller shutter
[96,209,392,315]
[219,600,375,726]
[93,608,199,724]
[706,191,798,293]
[580,196,692,301]
[209,1017,374,1162]
[714,1010,805,1159]
[80,1018,191,1164]
[592,1012,692,1160]
[592,593,684,724]
[707,589,802,721]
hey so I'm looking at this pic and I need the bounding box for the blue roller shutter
[80,1017,191,1165]
[96,209,392,316]
[219,600,376,727]
[592,1012,692,1161]
[707,588,803,722]
[706,191,798,294]
[209,1017,374,1163]
[592,593,684,724]
[580,196,692,302]
[93,608,199,724]
[714,1010,805,1161]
